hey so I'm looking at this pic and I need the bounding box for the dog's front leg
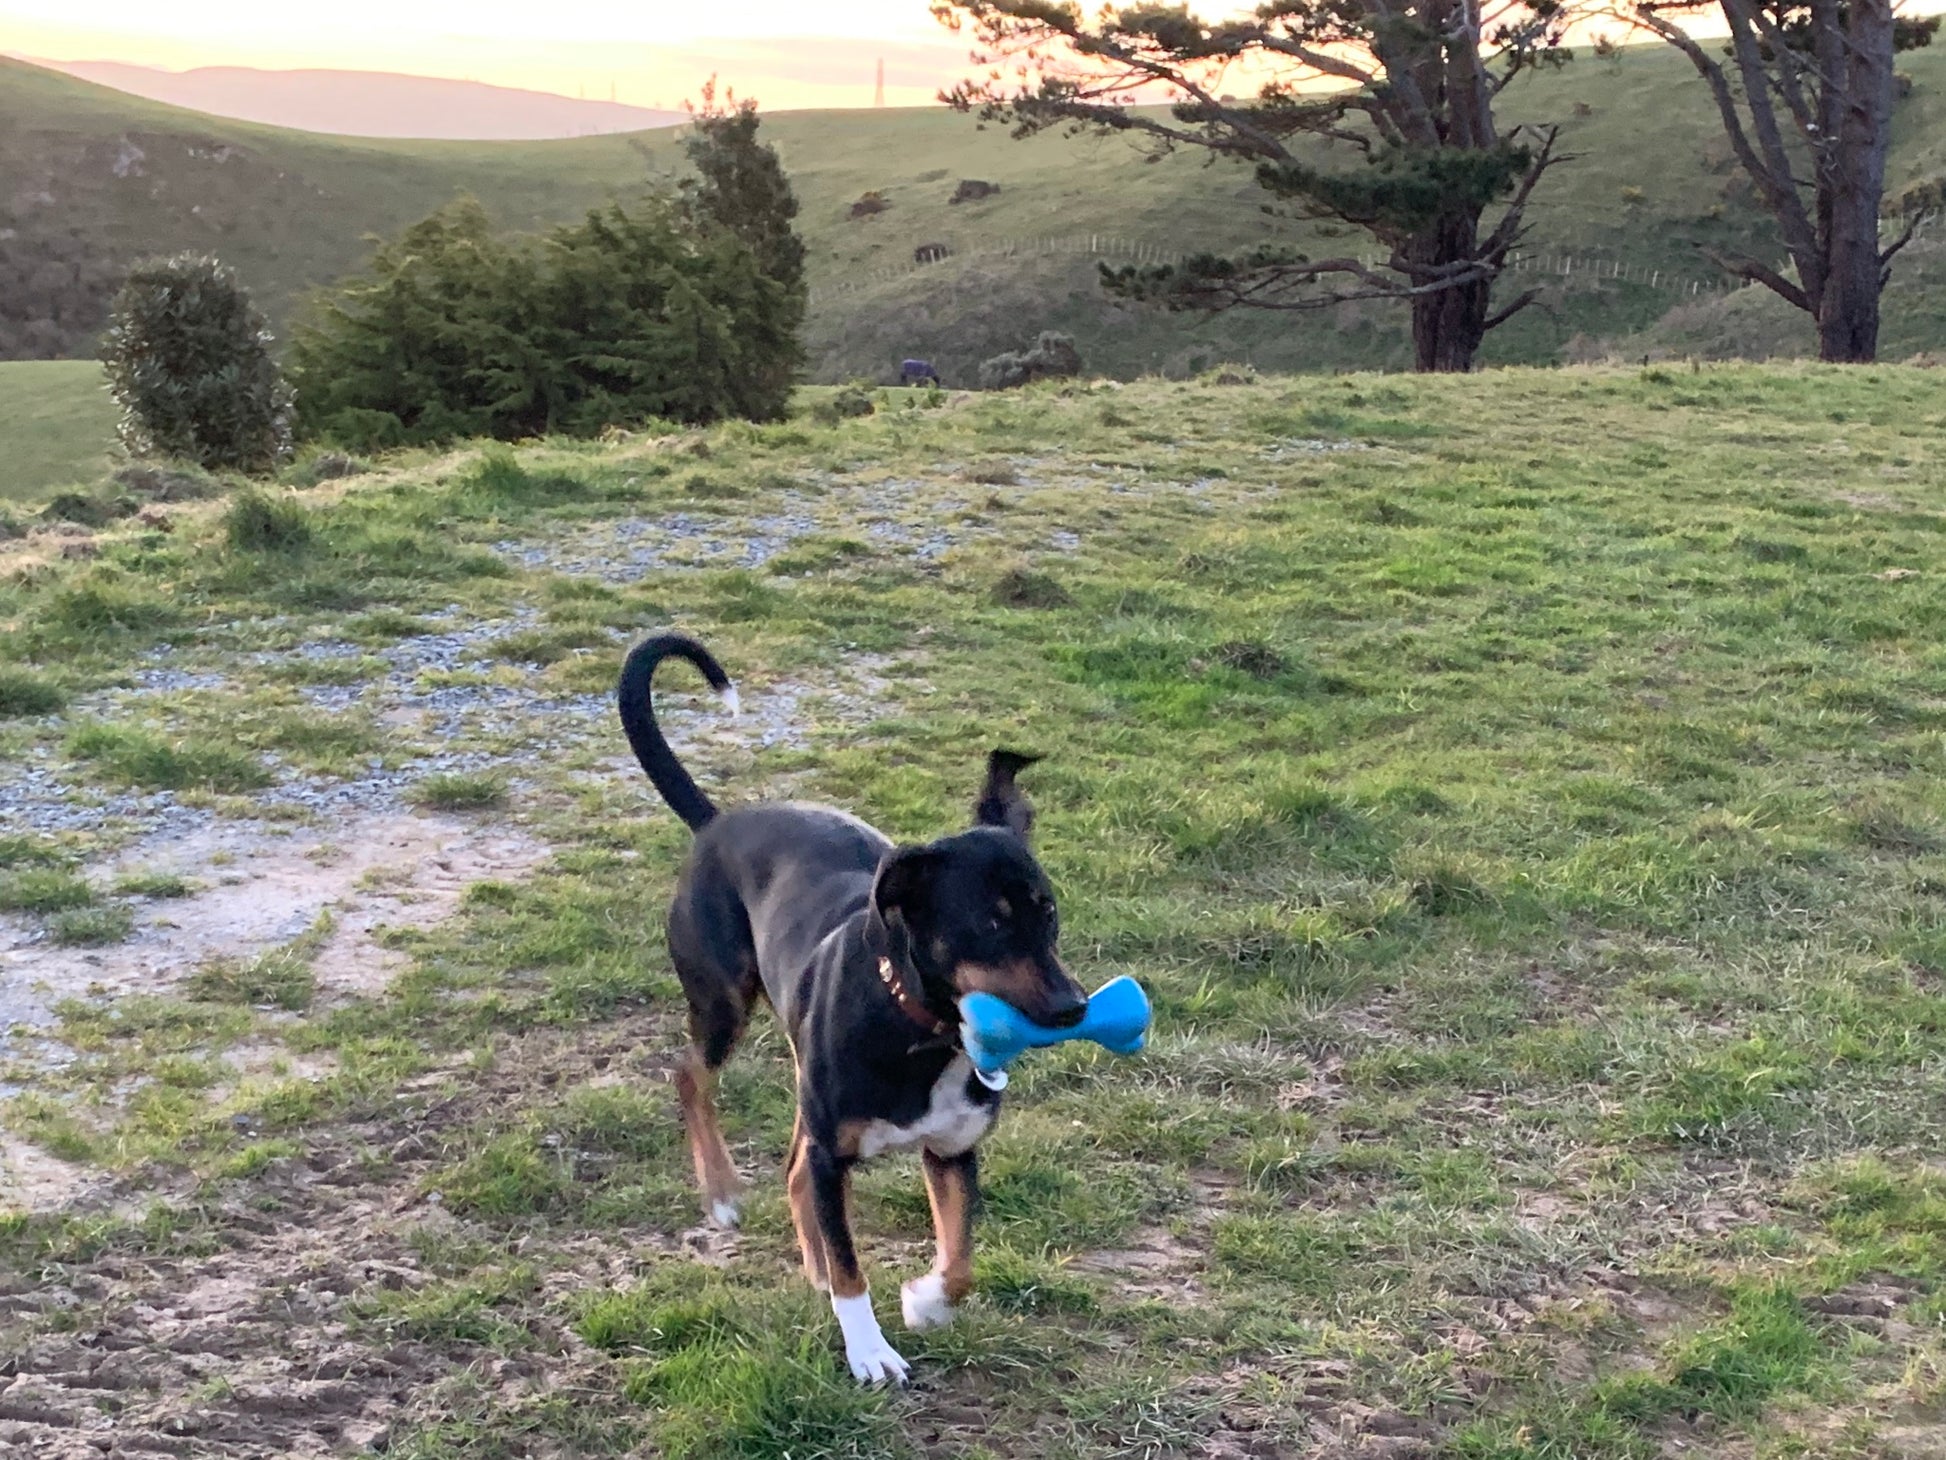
[903,1147,976,1330]
[806,1142,910,1385]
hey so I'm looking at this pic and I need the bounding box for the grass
[0,868,93,913]
[65,722,270,793]
[183,917,332,1011]
[0,665,66,717]
[5,366,1946,1456]
[410,771,510,811]
[0,360,117,502]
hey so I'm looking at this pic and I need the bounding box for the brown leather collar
[877,956,952,1039]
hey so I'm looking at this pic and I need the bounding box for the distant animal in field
[900,359,941,388]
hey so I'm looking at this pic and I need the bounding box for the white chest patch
[854,1053,996,1160]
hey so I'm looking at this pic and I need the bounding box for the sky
[9,1,1941,113]
[0,1,986,109]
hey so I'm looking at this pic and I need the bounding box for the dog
[617,632,1086,1384]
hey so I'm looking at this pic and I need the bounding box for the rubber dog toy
[959,976,1151,1087]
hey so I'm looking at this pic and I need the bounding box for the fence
[805,216,1946,309]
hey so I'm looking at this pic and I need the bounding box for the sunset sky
[4,1,1930,113]
[0,1,992,110]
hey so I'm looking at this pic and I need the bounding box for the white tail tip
[721,685,741,718]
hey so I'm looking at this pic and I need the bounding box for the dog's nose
[1040,983,1088,1028]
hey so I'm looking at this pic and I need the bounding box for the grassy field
[0,360,118,501]
[11,44,1946,380]
[3,367,1946,1458]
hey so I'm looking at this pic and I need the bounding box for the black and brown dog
[617,632,1087,1384]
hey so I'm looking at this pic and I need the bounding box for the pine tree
[934,1,1574,373]
[290,195,802,447]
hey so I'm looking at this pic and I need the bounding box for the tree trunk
[1818,0,1895,363]
[1407,212,1491,373]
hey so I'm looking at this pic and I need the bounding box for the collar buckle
[877,955,953,1040]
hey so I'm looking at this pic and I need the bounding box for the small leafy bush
[978,331,1083,390]
[99,253,294,472]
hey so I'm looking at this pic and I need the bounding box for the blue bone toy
[958,976,1152,1084]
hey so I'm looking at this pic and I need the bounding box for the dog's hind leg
[785,1112,831,1291]
[670,926,759,1229]
[903,1148,977,1330]
[675,1037,743,1229]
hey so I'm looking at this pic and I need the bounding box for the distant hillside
[6,50,1946,380]
[31,59,687,140]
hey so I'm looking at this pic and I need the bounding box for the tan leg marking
[675,1045,740,1225]
[922,1150,976,1303]
[786,1113,831,1291]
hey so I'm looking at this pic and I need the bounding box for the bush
[292,196,803,448]
[978,331,1083,390]
[813,383,876,422]
[99,253,294,472]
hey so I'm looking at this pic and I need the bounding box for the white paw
[831,1291,911,1386]
[901,1271,957,1331]
[709,1199,741,1229]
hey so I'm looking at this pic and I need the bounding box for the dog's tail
[617,632,739,831]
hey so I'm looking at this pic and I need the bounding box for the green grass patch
[48,901,134,946]
[224,488,316,553]
[66,722,269,793]
[0,867,93,913]
[409,771,509,811]
[113,871,193,899]
[0,665,66,717]
[183,919,329,1011]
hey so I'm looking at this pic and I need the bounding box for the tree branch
[1879,210,1921,269]
[1699,245,1812,311]
[1483,286,1543,330]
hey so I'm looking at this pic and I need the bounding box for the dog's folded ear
[873,844,947,921]
[974,749,1041,840]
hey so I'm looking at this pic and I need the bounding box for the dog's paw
[845,1330,911,1386]
[901,1271,957,1331]
[708,1199,741,1230]
[831,1291,911,1386]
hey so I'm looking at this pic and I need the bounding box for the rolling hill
[7,47,1946,387]
[31,60,688,140]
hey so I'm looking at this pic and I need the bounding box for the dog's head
[872,750,1087,1028]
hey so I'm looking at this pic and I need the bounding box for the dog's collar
[877,956,953,1040]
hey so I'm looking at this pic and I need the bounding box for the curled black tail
[617,632,735,831]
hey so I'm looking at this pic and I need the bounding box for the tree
[1622,0,1937,362]
[99,253,293,471]
[933,0,1574,373]
[678,79,808,406]
[290,195,802,448]
[681,77,808,292]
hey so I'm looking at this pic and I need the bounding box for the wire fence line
[805,219,1945,309]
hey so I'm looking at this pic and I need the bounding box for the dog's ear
[873,844,946,923]
[974,749,1041,840]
